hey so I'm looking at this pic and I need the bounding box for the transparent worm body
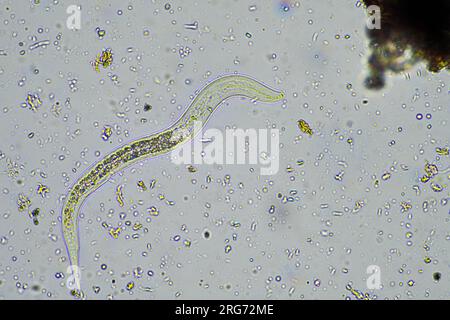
[61,74,284,293]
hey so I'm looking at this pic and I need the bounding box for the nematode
[61,74,284,294]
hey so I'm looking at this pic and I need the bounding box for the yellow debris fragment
[109,227,122,239]
[297,119,313,135]
[115,185,125,207]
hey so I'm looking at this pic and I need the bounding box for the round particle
[433,272,441,282]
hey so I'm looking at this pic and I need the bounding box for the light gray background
[0,0,448,299]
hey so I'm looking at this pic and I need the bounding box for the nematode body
[61,75,284,293]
